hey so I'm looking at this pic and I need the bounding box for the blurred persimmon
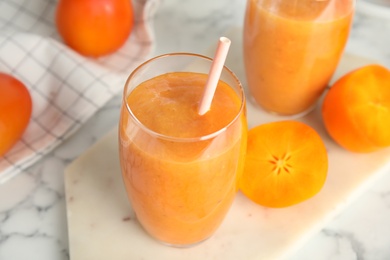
[0,73,32,157]
[322,64,390,153]
[56,0,134,57]
[239,121,328,208]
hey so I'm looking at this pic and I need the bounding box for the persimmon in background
[0,73,32,157]
[322,64,390,153]
[239,121,328,208]
[56,0,134,57]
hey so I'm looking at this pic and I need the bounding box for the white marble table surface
[1,1,390,259]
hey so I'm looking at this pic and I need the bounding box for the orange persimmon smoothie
[244,0,354,115]
[119,71,247,246]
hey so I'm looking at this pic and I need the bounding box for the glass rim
[122,52,246,142]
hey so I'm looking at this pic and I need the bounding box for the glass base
[248,95,318,120]
[264,104,317,119]
[157,236,211,248]
[133,213,213,248]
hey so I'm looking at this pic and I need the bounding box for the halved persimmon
[322,64,390,153]
[239,120,328,208]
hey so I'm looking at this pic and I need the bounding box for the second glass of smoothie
[243,0,355,116]
[118,53,247,247]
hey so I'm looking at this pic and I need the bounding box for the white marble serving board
[64,28,390,260]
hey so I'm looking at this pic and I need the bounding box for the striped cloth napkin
[0,0,159,184]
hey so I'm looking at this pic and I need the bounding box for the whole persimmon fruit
[239,121,328,208]
[0,73,32,156]
[56,0,134,57]
[322,64,390,153]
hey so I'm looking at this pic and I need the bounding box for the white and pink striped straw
[198,37,231,115]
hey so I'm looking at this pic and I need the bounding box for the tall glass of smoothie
[243,0,355,116]
[118,53,247,247]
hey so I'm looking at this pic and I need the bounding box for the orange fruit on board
[0,73,32,156]
[322,64,390,153]
[239,121,328,208]
[56,0,134,57]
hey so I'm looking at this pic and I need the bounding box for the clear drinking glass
[243,0,355,116]
[118,53,247,247]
